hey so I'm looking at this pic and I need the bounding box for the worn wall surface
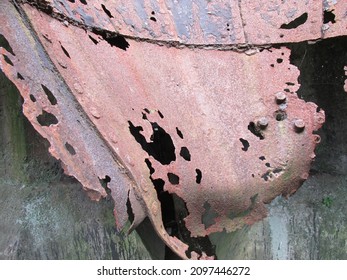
[0,70,161,259]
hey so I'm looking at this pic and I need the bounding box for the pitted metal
[2,0,345,259]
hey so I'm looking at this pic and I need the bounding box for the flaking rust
[2,0,346,259]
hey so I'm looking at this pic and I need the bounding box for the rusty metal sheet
[1,1,335,259]
[241,0,323,44]
[0,1,134,230]
[22,0,246,45]
[322,0,347,39]
[20,0,347,47]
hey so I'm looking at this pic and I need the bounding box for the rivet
[294,119,305,132]
[275,91,286,104]
[257,117,268,129]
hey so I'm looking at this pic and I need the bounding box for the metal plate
[1,1,338,259]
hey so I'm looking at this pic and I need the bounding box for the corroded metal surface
[21,0,346,46]
[2,0,345,259]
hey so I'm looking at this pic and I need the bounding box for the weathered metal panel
[3,0,345,259]
[0,1,133,230]
[241,0,323,44]
[322,0,347,39]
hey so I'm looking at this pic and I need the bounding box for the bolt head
[257,117,268,129]
[275,92,286,104]
[294,119,305,132]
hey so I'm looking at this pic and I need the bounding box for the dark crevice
[101,4,114,18]
[36,111,59,126]
[88,35,99,45]
[280,13,308,29]
[60,44,71,58]
[176,127,184,139]
[239,138,250,151]
[150,17,157,22]
[3,54,13,66]
[259,156,266,161]
[41,84,57,105]
[65,142,76,155]
[17,72,24,80]
[144,159,214,259]
[128,120,176,165]
[144,158,155,175]
[0,34,15,56]
[158,110,164,118]
[29,94,36,102]
[92,28,129,51]
[68,0,75,3]
[167,173,179,185]
[248,122,264,140]
[323,10,336,24]
[179,147,191,161]
[195,169,202,184]
[79,0,87,5]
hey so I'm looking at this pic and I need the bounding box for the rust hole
[17,73,24,80]
[280,13,308,29]
[0,33,15,55]
[2,54,13,66]
[99,175,111,193]
[65,142,76,155]
[128,120,176,165]
[239,138,250,151]
[92,28,129,51]
[195,169,202,184]
[60,44,71,58]
[36,110,58,126]
[88,35,98,45]
[248,122,264,140]
[158,110,164,118]
[80,0,87,5]
[101,4,113,18]
[176,127,184,139]
[29,94,36,102]
[180,147,191,161]
[323,10,336,24]
[41,84,57,105]
[167,173,179,185]
[68,0,75,3]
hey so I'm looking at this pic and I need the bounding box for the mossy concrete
[0,70,157,260]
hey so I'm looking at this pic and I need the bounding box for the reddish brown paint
[1,0,346,259]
